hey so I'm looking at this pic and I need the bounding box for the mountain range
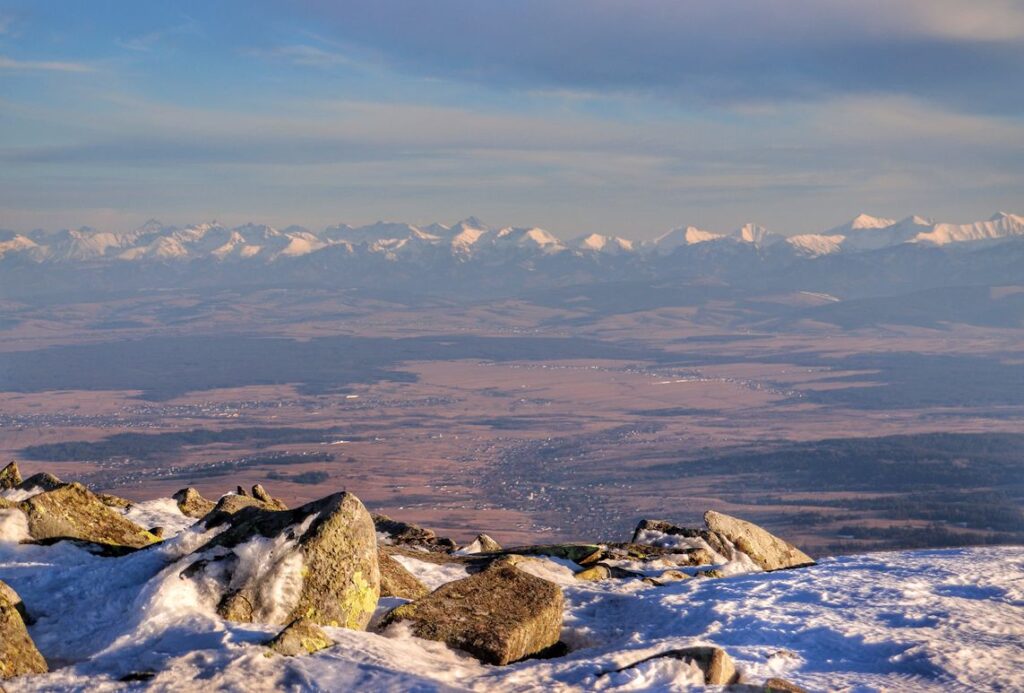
[2,212,1023,300]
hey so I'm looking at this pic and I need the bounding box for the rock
[96,492,133,510]
[763,678,809,692]
[187,491,380,629]
[172,487,216,519]
[373,514,456,551]
[460,533,502,554]
[643,569,693,586]
[0,583,28,624]
[0,580,47,680]
[18,483,160,550]
[149,527,166,540]
[631,519,732,557]
[379,550,429,600]
[265,619,334,657]
[199,493,277,525]
[575,563,642,582]
[0,462,22,491]
[696,568,727,579]
[236,485,248,497]
[16,473,64,494]
[251,484,287,510]
[502,544,603,565]
[613,646,738,686]
[704,511,815,571]
[381,561,563,665]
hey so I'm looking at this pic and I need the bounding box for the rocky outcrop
[0,581,47,680]
[500,544,603,565]
[704,511,815,571]
[96,493,133,510]
[613,646,738,686]
[172,487,216,519]
[251,484,287,510]
[265,619,334,657]
[18,483,160,549]
[0,462,22,491]
[373,514,456,551]
[379,550,429,600]
[186,491,380,629]
[198,493,278,525]
[16,473,64,494]
[381,560,563,665]
[631,519,732,557]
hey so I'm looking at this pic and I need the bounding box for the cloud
[0,55,93,72]
[259,44,357,68]
[295,0,1024,114]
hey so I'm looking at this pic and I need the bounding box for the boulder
[459,533,502,554]
[18,483,160,549]
[643,569,692,586]
[704,511,815,571]
[373,514,456,551]
[631,519,732,557]
[0,582,28,624]
[16,473,64,494]
[265,619,334,657]
[614,646,738,686]
[251,484,288,510]
[575,563,642,582]
[378,550,429,600]
[0,462,21,491]
[186,491,380,629]
[0,580,47,680]
[381,560,563,665]
[172,487,216,519]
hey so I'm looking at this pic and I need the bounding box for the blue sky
[1,1,1022,238]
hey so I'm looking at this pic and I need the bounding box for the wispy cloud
[0,55,94,73]
[258,44,356,68]
[115,17,202,52]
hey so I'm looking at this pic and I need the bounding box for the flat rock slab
[382,561,563,665]
[18,483,159,550]
[704,511,815,571]
[0,581,47,680]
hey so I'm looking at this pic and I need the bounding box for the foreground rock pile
[0,460,816,690]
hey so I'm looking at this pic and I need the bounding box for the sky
[1,0,1022,239]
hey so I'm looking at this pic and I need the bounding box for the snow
[0,496,1021,691]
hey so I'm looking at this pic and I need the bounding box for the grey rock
[172,487,216,519]
[18,483,159,550]
[704,511,815,571]
[379,549,429,600]
[381,560,563,665]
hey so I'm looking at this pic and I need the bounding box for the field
[1,285,1022,553]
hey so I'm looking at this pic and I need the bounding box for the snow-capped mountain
[4,212,1023,299]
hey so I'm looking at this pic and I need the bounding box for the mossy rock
[18,483,159,550]
[0,462,22,491]
[188,491,380,630]
[172,487,217,519]
[381,561,563,665]
[265,618,334,657]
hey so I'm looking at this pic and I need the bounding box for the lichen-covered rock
[614,646,738,685]
[251,484,288,510]
[704,511,815,571]
[643,569,692,586]
[0,583,28,624]
[381,561,563,665]
[172,487,216,519]
[373,514,456,551]
[459,533,502,554]
[18,483,160,550]
[16,473,64,494]
[575,563,641,582]
[0,462,22,491]
[0,580,47,680]
[265,619,334,657]
[379,549,429,600]
[187,491,380,629]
